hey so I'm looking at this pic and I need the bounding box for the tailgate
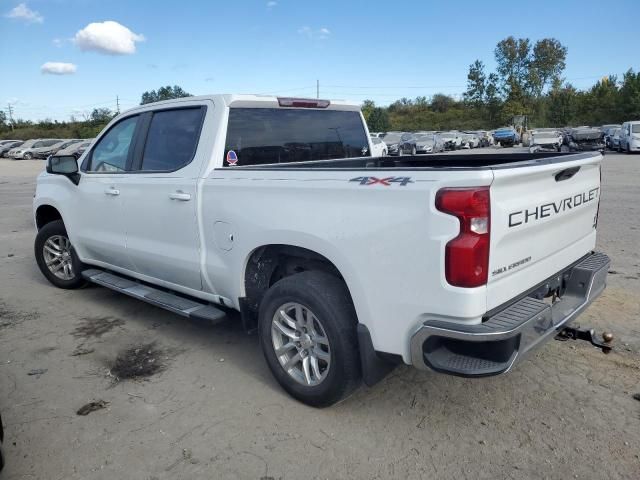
[487,153,602,310]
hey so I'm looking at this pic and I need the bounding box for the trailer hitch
[555,325,614,354]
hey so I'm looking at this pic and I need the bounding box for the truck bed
[231,152,599,170]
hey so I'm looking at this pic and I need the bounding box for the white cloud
[74,21,145,55]
[5,3,43,24]
[52,38,64,47]
[297,26,331,40]
[41,62,77,75]
[266,1,277,7]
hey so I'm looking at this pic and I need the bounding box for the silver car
[414,133,444,154]
[10,139,63,160]
[56,139,94,159]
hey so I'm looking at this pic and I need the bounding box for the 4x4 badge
[349,176,414,186]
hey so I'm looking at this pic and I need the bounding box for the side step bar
[81,269,227,324]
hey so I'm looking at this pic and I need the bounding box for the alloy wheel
[42,235,75,280]
[271,302,331,386]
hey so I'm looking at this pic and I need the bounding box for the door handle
[104,187,120,196]
[169,191,191,201]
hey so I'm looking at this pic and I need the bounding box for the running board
[81,269,226,324]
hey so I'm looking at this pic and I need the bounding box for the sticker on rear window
[226,150,238,165]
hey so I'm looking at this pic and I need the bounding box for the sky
[1,0,638,121]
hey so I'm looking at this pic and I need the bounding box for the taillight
[277,97,330,108]
[435,187,490,288]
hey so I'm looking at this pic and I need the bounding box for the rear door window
[140,107,205,172]
[224,108,370,166]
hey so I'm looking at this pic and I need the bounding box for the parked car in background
[35,139,82,159]
[439,131,462,150]
[413,133,444,153]
[57,139,94,159]
[10,139,63,159]
[461,133,480,149]
[7,139,41,159]
[493,127,520,147]
[398,133,419,155]
[369,132,384,138]
[369,136,387,156]
[609,128,622,150]
[560,127,605,153]
[0,140,24,157]
[529,129,562,153]
[380,132,404,155]
[619,121,640,153]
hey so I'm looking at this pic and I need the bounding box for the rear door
[487,154,602,310]
[118,103,209,291]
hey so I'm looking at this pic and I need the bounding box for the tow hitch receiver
[556,325,614,354]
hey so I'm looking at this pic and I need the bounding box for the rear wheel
[259,271,361,407]
[34,220,86,289]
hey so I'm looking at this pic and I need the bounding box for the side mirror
[46,155,80,185]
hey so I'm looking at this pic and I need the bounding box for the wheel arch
[242,244,348,311]
[35,204,64,230]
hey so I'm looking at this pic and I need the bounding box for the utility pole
[116,96,120,114]
[316,80,319,99]
[6,103,14,131]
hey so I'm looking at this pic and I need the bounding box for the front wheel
[23,152,33,160]
[259,271,361,407]
[34,220,86,289]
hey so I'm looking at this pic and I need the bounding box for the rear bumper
[410,251,609,377]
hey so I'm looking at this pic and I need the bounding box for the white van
[619,121,640,153]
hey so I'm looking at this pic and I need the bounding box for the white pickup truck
[33,95,610,407]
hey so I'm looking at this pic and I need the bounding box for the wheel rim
[43,235,75,280]
[271,302,331,386]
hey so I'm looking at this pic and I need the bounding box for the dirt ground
[0,151,639,480]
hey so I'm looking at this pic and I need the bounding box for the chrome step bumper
[410,252,610,377]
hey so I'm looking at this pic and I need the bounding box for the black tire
[259,271,361,407]
[34,220,86,289]
[24,152,33,160]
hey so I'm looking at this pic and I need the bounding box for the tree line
[364,36,640,132]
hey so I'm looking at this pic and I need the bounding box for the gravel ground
[0,150,639,480]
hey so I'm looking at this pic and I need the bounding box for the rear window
[224,108,370,166]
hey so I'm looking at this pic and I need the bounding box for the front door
[72,114,140,270]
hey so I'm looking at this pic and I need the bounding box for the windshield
[632,124,640,133]
[414,134,434,141]
[224,108,370,166]
[382,133,402,144]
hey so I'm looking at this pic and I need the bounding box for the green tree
[361,99,376,122]
[430,94,455,113]
[464,60,486,106]
[619,69,640,119]
[495,37,531,97]
[367,107,390,132]
[90,108,115,123]
[528,38,568,97]
[140,85,193,105]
